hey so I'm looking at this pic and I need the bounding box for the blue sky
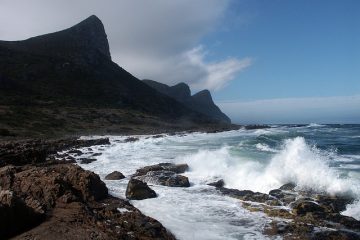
[208,0,360,102]
[207,0,360,123]
[0,0,359,123]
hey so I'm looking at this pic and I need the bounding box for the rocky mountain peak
[192,90,214,105]
[170,83,191,101]
[0,15,111,62]
[143,80,231,123]
[69,15,111,59]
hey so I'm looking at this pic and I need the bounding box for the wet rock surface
[135,170,190,187]
[126,179,157,200]
[0,138,175,240]
[0,138,110,167]
[79,157,97,164]
[134,162,189,176]
[207,179,225,188]
[133,163,190,188]
[218,183,360,239]
[124,137,139,143]
[105,171,125,180]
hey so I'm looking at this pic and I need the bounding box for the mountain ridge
[143,80,231,123]
[0,15,235,137]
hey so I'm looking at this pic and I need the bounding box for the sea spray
[75,125,360,238]
[185,137,358,196]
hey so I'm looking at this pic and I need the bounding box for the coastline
[2,127,360,239]
[0,137,175,239]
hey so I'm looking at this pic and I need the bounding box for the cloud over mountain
[0,0,250,91]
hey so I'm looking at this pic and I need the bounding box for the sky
[0,0,359,124]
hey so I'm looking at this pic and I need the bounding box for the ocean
[71,124,360,239]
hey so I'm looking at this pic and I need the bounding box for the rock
[92,152,102,157]
[315,194,354,213]
[126,179,157,200]
[152,134,165,138]
[68,149,83,155]
[218,187,275,203]
[207,179,225,188]
[244,125,271,130]
[279,183,296,191]
[0,138,110,167]
[136,171,190,187]
[134,163,189,176]
[80,158,97,164]
[311,230,360,240]
[0,128,14,136]
[323,213,360,230]
[269,188,296,205]
[124,137,139,142]
[0,190,45,239]
[0,159,174,239]
[292,199,325,215]
[104,171,125,180]
[264,221,291,235]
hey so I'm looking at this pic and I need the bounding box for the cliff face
[143,80,231,123]
[0,15,111,64]
[0,16,214,121]
[0,15,236,137]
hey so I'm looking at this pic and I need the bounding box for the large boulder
[1,163,108,210]
[134,163,189,176]
[126,179,157,200]
[105,171,125,180]
[135,171,190,187]
[0,160,175,240]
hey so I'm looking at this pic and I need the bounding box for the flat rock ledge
[217,184,360,240]
[0,138,175,240]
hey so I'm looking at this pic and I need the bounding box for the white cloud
[217,95,360,124]
[0,0,251,91]
[185,46,252,91]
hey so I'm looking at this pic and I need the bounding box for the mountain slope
[0,15,235,137]
[0,16,211,117]
[143,80,231,123]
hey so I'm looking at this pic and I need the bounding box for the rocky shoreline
[3,131,357,240]
[213,183,360,239]
[0,138,175,239]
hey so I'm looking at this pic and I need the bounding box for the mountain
[143,80,231,123]
[0,15,236,137]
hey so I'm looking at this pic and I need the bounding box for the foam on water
[255,143,279,153]
[185,137,357,194]
[72,126,360,238]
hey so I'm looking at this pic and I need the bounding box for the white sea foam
[255,143,278,153]
[308,123,326,127]
[342,200,360,220]
[185,136,359,200]
[73,130,360,236]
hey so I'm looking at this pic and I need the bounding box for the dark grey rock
[134,163,189,176]
[207,179,225,188]
[135,171,190,187]
[126,179,156,200]
[105,171,125,180]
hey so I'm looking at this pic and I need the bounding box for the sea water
[71,124,360,240]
